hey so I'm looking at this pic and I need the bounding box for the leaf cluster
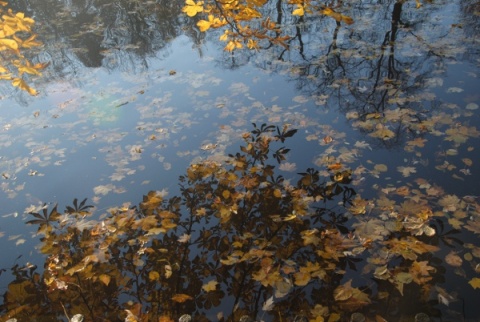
[181,0,356,52]
[0,1,47,95]
[0,124,478,321]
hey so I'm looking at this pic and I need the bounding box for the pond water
[0,0,479,321]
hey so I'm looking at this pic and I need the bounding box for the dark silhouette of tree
[2,123,475,321]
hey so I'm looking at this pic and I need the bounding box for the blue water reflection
[0,0,479,320]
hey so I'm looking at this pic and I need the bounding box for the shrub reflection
[1,124,476,322]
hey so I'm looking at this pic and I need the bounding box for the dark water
[0,0,479,321]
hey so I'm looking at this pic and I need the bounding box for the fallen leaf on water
[178,233,190,243]
[466,103,478,110]
[469,277,480,289]
[201,143,217,151]
[397,166,416,177]
[445,251,462,267]
[446,87,463,93]
[202,280,218,292]
[262,296,274,311]
[171,293,193,303]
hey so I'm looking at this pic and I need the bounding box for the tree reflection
[2,124,477,321]
[8,0,185,86]
[256,0,447,148]
[184,0,477,151]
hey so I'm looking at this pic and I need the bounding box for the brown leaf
[445,251,463,267]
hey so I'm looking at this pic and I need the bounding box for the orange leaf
[327,162,342,171]
[171,293,193,303]
[321,7,354,25]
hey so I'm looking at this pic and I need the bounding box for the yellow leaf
[282,213,297,221]
[224,40,243,52]
[17,34,42,48]
[219,30,229,42]
[197,19,211,32]
[99,274,111,286]
[0,73,12,80]
[237,7,262,20]
[161,218,177,230]
[182,0,203,17]
[462,158,473,167]
[171,293,193,303]
[292,5,304,16]
[448,217,463,230]
[469,277,480,289]
[12,77,38,95]
[333,280,353,301]
[327,313,341,322]
[202,280,218,292]
[222,189,231,199]
[149,270,160,281]
[0,38,19,51]
[273,189,282,198]
[247,39,259,50]
[164,264,172,278]
[293,270,311,286]
[18,64,42,76]
[370,124,395,140]
[394,272,413,284]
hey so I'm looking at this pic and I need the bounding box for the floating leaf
[149,271,160,281]
[334,280,371,311]
[462,158,473,167]
[466,103,479,110]
[374,164,388,172]
[445,251,463,267]
[469,277,480,289]
[410,261,435,284]
[394,272,413,284]
[202,280,218,292]
[171,294,193,303]
[262,296,274,311]
[397,166,416,177]
[333,280,353,301]
[98,274,111,286]
[353,218,390,241]
[446,87,463,93]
